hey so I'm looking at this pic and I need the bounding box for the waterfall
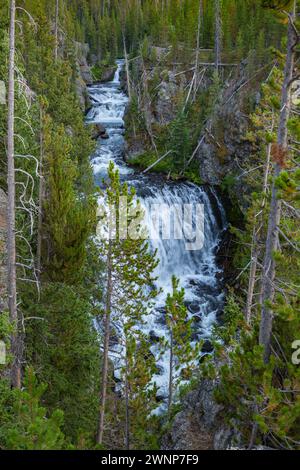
[87,60,226,406]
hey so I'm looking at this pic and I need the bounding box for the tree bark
[246,143,271,325]
[36,105,44,282]
[123,31,131,101]
[97,240,113,445]
[54,0,59,61]
[193,0,203,99]
[7,0,20,389]
[259,2,297,362]
[168,328,173,413]
[214,0,222,75]
[124,353,130,450]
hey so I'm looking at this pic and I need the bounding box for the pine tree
[164,276,199,413]
[96,162,159,446]
[259,0,298,362]
[4,368,65,450]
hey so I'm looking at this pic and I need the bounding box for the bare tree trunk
[125,353,130,450]
[7,0,20,389]
[168,328,173,413]
[214,0,222,75]
[122,31,131,101]
[36,105,44,282]
[193,0,203,99]
[259,3,297,362]
[54,0,59,61]
[140,54,158,155]
[101,0,106,17]
[245,143,271,324]
[97,240,112,445]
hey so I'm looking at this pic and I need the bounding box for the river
[86,60,226,408]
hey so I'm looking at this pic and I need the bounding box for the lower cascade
[86,60,227,406]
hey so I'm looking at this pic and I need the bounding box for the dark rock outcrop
[161,379,239,450]
[75,42,92,111]
[99,67,117,83]
[90,123,109,140]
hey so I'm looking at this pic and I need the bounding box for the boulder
[201,340,214,353]
[91,123,108,140]
[192,315,202,324]
[149,330,160,344]
[186,301,200,314]
[100,66,117,83]
[161,379,240,450]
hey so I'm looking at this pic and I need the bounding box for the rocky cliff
[161,379,238,450]
[75,41,93,112]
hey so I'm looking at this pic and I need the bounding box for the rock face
[154,71,186,124]
[0,189,7,311]
[99,67,117,83]
[90,123,109,140]
[196,69,259,187]
[161,379,239,450]
[74,42,93,111]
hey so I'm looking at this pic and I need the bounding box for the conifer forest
[0,0,300,457]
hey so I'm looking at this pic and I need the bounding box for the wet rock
[100,66,117,83]
[113,374,122,384]
[216,310,225,325]
[155,307,167,325]
[91,123,108,140]
[155,364,164,376]
[149,330,160,344]
[185,301,200,314]
[201,340,214,353]
[191,331,200,342]
[192,315,202,324]
[101,132,109,140]
[156,393,168,403]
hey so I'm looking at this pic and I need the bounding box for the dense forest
[0,0,299,452]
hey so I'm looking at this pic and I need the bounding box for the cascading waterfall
[86,60,226,405]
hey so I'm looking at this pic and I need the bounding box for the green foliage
[24,283,100,444]
[163,276,200,408]
[98,162,160,449]
[43,117,96,283]
[262,0,295,10]
[2,368,65,450]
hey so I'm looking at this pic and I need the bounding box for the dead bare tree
[7,0,21,389]
[214,0,222,75]
[54,0,59,61]
[36,104,45,282]
[259,1,298,362]
[122,31,131,101]
[193,0,203,100]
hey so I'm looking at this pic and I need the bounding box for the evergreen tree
[96,161,159,447]
[164,276,199,413]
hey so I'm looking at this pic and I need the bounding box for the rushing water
[86,60,226,405]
